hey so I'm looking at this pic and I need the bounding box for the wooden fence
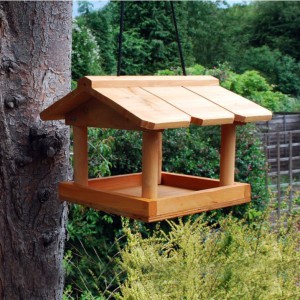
[257,113,300,215]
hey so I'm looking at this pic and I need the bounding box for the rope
[170,1,186,76]
[117,1,125,76]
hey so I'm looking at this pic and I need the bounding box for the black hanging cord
[170,1,186,76]
[117,1,125,76]
[117,1,186,76]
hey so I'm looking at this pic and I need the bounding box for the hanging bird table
[40,75,272,222]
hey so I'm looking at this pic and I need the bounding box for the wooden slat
[149,184,250,222]
[59,182,157,220]
[156,183,250,216]
[186,86,272,123]
[93,87,191,130]
[88,173,142,190]
[143,86,234,126]
[78,75,219,89]
[65,98,140,130]
[161,172,220,190]
[40,88,88,121]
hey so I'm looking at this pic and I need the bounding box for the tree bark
[0,2,71,299]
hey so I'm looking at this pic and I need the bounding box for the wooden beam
[220,124,236,186]
[142,131,160,198]
[78,75,219,89]
[73,126,88,186]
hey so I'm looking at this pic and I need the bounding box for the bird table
[40,76,272,222]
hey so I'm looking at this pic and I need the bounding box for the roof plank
[78,75,219,89]
[40,76,272,129]
[40,88,89,121]
[143,86,234,126]
[93,87,191,130]
[186,86,272,123]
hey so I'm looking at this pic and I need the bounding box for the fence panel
[257,114,300,215]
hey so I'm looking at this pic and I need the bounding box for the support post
[157,131,163,184]
[142,131,161,198]
[73,126,88,186]
[220,124,236,186]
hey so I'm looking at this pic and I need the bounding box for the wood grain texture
[186,86,272,123]
[161,172,220,190]
[220,124,236,186]
[65,97,140,130]
[156,183,250,216]
[59,182,157,219]
[73,126,88,186]
[143,86,234,125]
[93,87,191,130]
[142,131,160,198]
[88,173,142,190]
[41,76,272,129]
[158,132,163,184]
[58,173,251,222]
[40,88,88,121]
[78,75,219,88]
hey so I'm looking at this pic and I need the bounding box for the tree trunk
[0,2,71,299]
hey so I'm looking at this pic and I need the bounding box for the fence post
[277,132,281,218]
[289,131,293,213]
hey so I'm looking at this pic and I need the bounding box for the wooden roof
[40,76,272,130]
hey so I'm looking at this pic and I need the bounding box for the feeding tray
[60,172,250,222]
[41,76,272,222]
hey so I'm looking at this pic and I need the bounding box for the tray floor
[114,184,193,198]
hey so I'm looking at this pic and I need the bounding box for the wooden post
[157,131,163,184]
[220,124,236,186]
[142,131,161,198]
[73,126,88,186]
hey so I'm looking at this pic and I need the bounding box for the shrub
[235,46,300,97]
[72,19,104,81]
[117,212,300,299]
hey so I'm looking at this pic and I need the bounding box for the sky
[72,0,108,17]
[72,0,249,17]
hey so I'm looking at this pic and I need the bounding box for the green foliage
[109,1,193,75]
[235,46,300,96]
[72,19,103,80]
[249,2,300,61]
[76,5,116,75]
[65,203,122,299]
[87,128,114,178]
[72,1,300,98]
[224,70,270,97]
[223,69,299,112]
[117,212,300,299]
[184,1,229,67]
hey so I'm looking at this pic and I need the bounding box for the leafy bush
[235,46,300,97]
[72,19,103,81]
[222,70,298,112]
[117,212,300,299]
